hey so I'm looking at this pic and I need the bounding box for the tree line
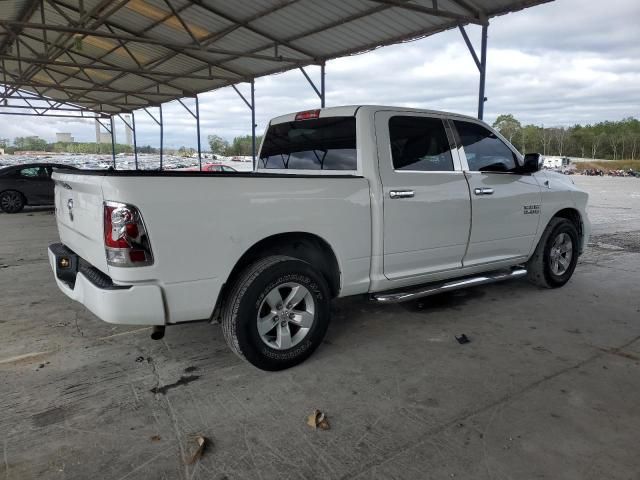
[2,136,133,154]
[492,115,640,160]
[6,117,640,161]
[1,134,261,157]
[207,134,263,157]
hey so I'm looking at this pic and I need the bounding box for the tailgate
[53,171,109,273]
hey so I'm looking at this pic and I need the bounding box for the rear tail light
[103,201,153,267]
[295,109,320,121]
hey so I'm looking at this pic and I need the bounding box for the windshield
[259,117,357,170]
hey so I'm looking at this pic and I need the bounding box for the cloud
[1,0,638,148]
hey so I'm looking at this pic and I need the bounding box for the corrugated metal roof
[0,0,552,115]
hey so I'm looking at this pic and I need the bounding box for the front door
[376,111,471,281]
[452,120,542,266]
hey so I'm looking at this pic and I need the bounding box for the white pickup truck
[49,106,590,370]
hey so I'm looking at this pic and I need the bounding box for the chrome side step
[371,268,527,304]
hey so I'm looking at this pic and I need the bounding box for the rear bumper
[48,243,166,326]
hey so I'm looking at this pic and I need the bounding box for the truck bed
[52,168,372,324]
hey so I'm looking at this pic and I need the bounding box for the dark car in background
[0,163,77,213]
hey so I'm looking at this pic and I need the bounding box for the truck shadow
[399,287,487,313]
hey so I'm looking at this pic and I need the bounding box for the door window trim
[448,117,524,174]
[387,114,464,173]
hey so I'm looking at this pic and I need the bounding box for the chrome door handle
[389,190,415,199]
[474,187,494,196]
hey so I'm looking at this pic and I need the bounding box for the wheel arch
[0,188,27,199]
[0,189,27,208]
[550,207,584,251]
[213,232,341,320]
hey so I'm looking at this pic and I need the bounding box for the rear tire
[221,255,331,371]
[0,190,25,213]
[526,217,579,288]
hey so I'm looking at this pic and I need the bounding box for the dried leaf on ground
[307,409,330,430]
[185,435,208,464]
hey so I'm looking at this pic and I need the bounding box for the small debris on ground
[150,435,161,442]
[150,375,201,395]
[185,435,208,464]
[307,409,330,430]
[34,361,50,371]
[455,334,470,345]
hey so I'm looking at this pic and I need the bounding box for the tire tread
[221,255,297,360]
[527,217,577,288]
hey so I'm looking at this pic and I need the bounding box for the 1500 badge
[523,204,540,215]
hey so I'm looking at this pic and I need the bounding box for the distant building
[56,132,74,143]
[99,132,112,144]
[123,114,133,146]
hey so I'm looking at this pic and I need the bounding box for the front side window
[259,117,357,170]
[389,116,453,171]
[454,121,518,173]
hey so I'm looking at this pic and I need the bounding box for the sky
[1,0,639,149]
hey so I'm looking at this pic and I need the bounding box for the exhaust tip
[151,326,165,340]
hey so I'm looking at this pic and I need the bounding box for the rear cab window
[259,117,357,172]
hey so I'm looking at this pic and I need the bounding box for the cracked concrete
[1,176,639,479]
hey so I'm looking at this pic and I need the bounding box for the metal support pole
[478,24,488,120]
[320,63,326,108]
[251,79,256,168]
[131,111,138,170]
[110,115,116,168]
[195,94,202,170]
[159,104,163,170]
[232,82,257,167]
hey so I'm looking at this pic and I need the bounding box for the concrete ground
[1,176,639,480]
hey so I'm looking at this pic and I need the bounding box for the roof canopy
[0,0,551,115]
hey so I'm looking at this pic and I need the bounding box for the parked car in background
[183,163,237,172]
[0,163,77,213]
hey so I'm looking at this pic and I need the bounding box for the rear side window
[389,116,453,171]
[454,121,518,173]
[19,167,48,178]
[259,117,356,170]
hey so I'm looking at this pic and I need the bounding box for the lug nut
[276,303,283,310]
[286,303,292,309]
[289,313,295,319]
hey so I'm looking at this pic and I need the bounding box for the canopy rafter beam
[366,0,486,24]
[0,21,311,64]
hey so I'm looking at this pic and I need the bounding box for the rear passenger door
[452,120,542,266]
[375,112,471,281]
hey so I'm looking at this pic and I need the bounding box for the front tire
[0,190,25,213]
[526,217,579,288]
[221,255,331,371]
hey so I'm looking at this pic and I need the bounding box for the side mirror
[521,153,543,174]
